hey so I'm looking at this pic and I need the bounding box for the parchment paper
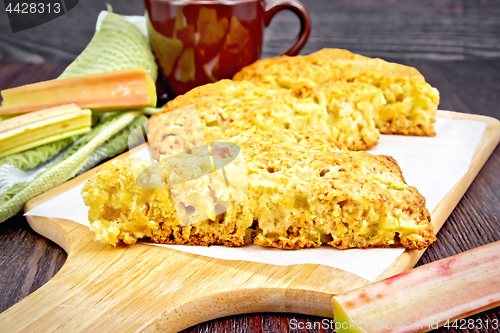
[25,117,487,281]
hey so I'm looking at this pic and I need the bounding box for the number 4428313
[444,318,499,330]
[5,2,61,14]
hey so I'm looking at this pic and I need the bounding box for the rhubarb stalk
[0,67,156,116]
[0,104,91,158]
[333,241,500,333]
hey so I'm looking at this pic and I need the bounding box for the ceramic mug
[144,0,311,97]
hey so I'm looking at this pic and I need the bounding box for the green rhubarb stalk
[0,104,82,132]
[0,107,91,158]
[0,127,90,158]
[333,241,500,333]
[0,111,142,223]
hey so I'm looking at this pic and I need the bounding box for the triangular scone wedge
[233,48,440,137]
[82,130,435,250]
[148,79,384,153]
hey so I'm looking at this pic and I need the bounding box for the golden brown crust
[83,48,439,251]
[233,48,440,137]
[149,79,382,155]
[82,130,436,251]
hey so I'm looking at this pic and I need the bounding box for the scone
[82,130,435,250]
[233,48,440,136]
[149,79,385,153]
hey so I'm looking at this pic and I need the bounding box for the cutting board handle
[0,216,347,332]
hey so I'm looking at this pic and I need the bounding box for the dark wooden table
[1,0,500,332]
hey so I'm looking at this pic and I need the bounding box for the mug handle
[263,0,311,56]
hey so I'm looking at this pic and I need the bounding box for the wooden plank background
[1,0,500,63]
[1,0,500,332]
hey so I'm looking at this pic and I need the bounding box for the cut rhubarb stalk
[0,104,82,132]
[0,68,156,116]
[0,127,90,158]
[333,240,500,333]
[0,104,92,158]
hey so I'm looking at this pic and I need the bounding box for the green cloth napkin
[0,11,156,223]
[59,11,157,80]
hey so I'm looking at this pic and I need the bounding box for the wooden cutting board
[1,111,499,333]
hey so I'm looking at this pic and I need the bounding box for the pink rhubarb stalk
[333,240,500,333]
